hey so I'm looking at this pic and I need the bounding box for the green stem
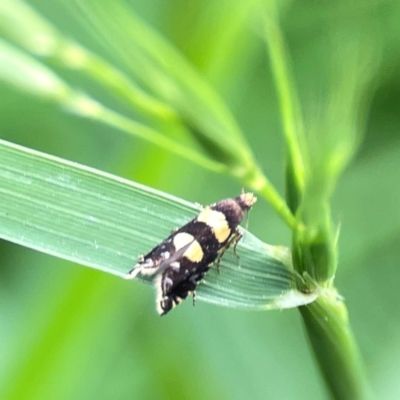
[246,167,297,230]
[300,292,370,399]
[54,40,177,123]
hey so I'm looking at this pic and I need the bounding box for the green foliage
[0,139,310,309]
[0,0,398,399]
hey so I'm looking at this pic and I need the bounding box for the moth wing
[156,260,210,316]
[157,239,195,275]
[126,239,195,279]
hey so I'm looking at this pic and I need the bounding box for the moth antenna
[244,207,251,230]
[244,191,256,230]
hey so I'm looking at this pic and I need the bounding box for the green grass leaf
[0,0,177,123]
[0,138,315,310]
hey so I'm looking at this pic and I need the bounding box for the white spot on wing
[154,274,164,315]
[170,261,180,271]
[125,264,141,279]
[125,257,156,279]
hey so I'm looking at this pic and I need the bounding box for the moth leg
[192,291,196,306]
[215,229,243,273]
[232,229,243,258]
[216,256,222,274]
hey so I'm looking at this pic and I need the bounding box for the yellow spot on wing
[173,232,194,249]
[173,232,203,262]
[197,208,230,243]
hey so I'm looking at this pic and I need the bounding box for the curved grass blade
[0,139,316,310]
[0,0,175,123]
[0,38,225,173]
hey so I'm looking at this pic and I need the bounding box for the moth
[126,192,257,315]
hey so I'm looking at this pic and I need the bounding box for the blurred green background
[1,0,400,399]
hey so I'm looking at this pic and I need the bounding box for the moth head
[235,192,257,211]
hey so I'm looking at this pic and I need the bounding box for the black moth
[126,193,257,315]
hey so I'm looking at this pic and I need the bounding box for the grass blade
[0,138,315,309]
